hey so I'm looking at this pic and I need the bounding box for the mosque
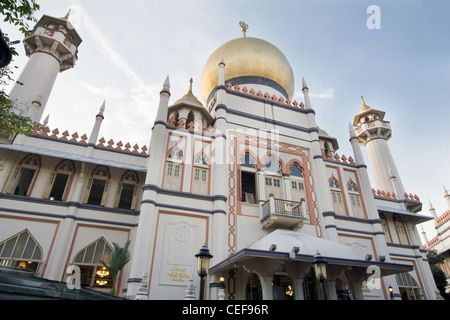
[0,12,444,300]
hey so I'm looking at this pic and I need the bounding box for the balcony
[261,196,306,230]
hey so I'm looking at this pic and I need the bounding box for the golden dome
[200,37,295,104]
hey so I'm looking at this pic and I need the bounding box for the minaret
[302,77,312,109]
[429,200,438,219]
[127,76,170,298]
[8,12,82,123]
[352,97,406,198]
[88,101,105,145]
[444,186,450,210]
[420,225,429,245]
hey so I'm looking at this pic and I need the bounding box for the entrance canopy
[210,230,413,277]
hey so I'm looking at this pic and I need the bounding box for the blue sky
[2,0,450,242]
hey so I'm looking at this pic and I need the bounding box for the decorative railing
[261,196,306,230]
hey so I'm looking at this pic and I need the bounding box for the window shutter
[43,172,56,199]
[82,177,93,204]
[130,184,139,210]
[100,180,110,206]
[4,166,20,194]
[114,183,122,208]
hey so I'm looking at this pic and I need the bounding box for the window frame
[114,170,140,210]
[82,165,111,206]
[5,154,41,197]
[43,159,75,201]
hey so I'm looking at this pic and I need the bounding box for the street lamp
[313,251,328,300]
[195,243,213,300]
[388,285,394,300]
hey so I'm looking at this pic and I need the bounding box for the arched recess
[72,237,114,290]
[0,229,43,275]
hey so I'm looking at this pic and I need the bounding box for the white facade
[423,189,450,295]
[0,13,442,300]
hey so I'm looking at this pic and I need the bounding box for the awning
[210,230,413,277]
[377,205,433,225]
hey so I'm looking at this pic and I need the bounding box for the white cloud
[311,88,336,100]
[78,82,125,99]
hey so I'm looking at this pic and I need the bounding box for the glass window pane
[93,239,105,264]
[74,251,85,263]
[12,232,29,258]
[22,238,36,260]
[84,244,95,263]
[2,238,17,258]
[102,245,112,265]
[32,246,41,260]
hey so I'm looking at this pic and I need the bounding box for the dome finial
[61,8,71,20]
[239,21,249,38]
[188,78,193,94]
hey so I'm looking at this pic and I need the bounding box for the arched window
[73,237,113,289]
[264,156,281,174]
[43,160,75,201]
[164,148,183,191]
[82,166,110,206]
[348,181,364,218]
[240,153,257,204]
[289,163,307,212]
[0,229,43,274]
[264,156,283,199]
[115,170,139,210]
[396,272,424,300]
[393,214,409,245]
[186,111,194,129]
[5,154,40,196]
[379,213,392,243]
[192,153,209,195]
[240,153,256,168]
[330,177,344,215]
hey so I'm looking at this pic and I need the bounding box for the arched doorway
[396,272,424,300]
[245,272,263,300]
[272,272,294,300]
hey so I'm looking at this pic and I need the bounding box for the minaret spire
[444,186,450,210]
[88,101,105,145]
[429,200,438,219]
[155,76,170,123]
[302,77,312,109]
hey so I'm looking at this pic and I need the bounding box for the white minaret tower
[444,186,450,210]
[8,11,82,123]
[352,97,406,199]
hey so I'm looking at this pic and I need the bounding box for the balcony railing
[261,196,306,230]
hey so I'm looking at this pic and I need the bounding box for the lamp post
[195,243,213,300]
[313,251,328,300]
